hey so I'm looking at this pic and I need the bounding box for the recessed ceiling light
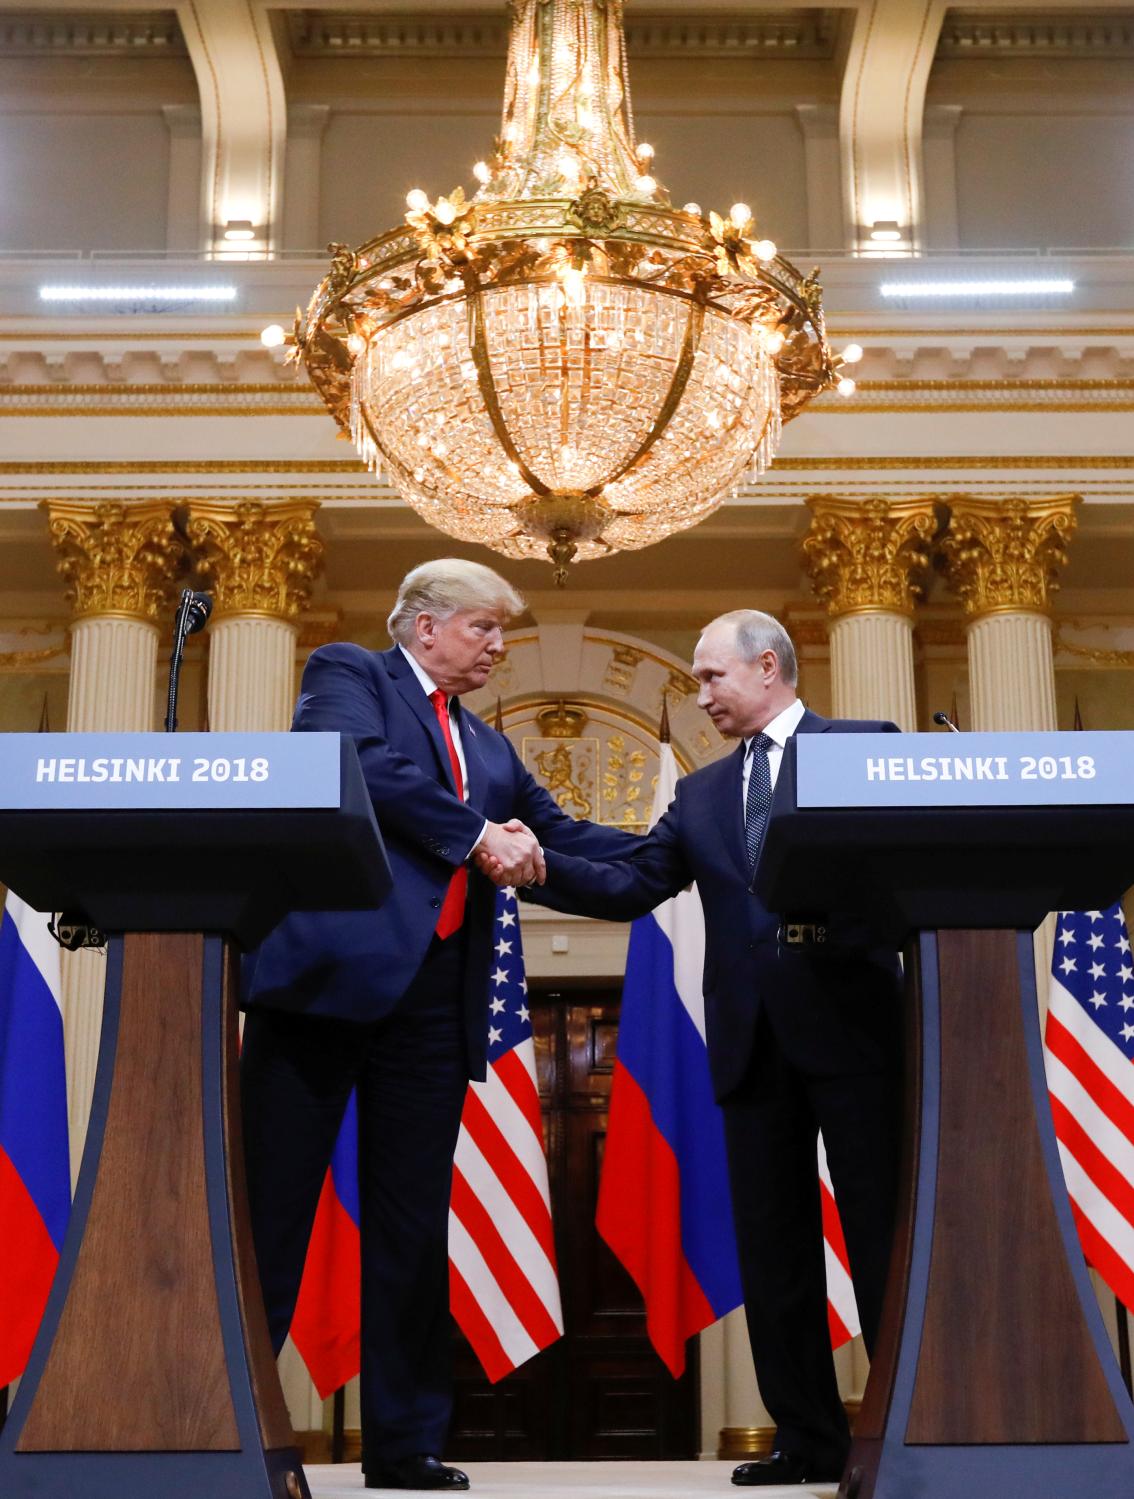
[879,279,1074,298]
[39,285,239,303]
[869,220,903,242]
[223,220,257,241]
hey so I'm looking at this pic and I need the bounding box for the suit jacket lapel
[383,647,457,792]
[717,742,749,878]
[453,700,489,811]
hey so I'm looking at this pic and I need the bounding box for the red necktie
[429,688,467,939]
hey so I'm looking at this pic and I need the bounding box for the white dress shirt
[399,644,488,853]
[740,697,807,811]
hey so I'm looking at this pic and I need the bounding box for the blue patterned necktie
[744,732,775,870]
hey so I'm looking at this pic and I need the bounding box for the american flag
[818,1134,861,1348]
[1044,904,1134,1310]
[448,886,564,1380]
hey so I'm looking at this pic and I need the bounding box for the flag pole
[1,1383,8,1434]
[331,1386,345,1463]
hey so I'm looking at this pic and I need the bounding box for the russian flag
[596,744,744,1378]
[0,893,70,1388]
[289,1090,362,1398]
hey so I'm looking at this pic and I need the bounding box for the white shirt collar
[398,642,443,702]
[745,698,805,753]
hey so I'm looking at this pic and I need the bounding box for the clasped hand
[474,819,546,889]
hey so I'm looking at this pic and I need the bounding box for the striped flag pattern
[448,886,563,1380]
[819,1134,861,1348]
[1045,904,1134,1311]
[0,894,70,1386]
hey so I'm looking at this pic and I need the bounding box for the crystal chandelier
[292,0,855,582]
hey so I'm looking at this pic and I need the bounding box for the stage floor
[305,1461,839,1498]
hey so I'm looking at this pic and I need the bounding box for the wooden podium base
[842,929,1134,1499]
[0,933,309,1499]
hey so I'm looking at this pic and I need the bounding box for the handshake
[474,819,547,889]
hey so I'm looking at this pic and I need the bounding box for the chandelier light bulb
[729,203,752,229]
[837,376,857,397]
[764,328,785,355]
[405,188,430,212]
[347,333,365,356]
[260,323,286,348]
[433,198,458,225]
[635,175,657,194]
[559,266,587,306]
[753,239,777,262]
[473,161,491,184]
[841,343,864,364]
[683,202,702,217]
[636,142,655,161]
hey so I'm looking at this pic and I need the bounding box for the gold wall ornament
[185,500,325,623]
[294,0,843,583]
[801,495,938,618]
[43,499,184,624]
[535,700,589,739]
[937,494,1080,618]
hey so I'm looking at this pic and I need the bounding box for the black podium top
[0,732,391,945]
[754,733,1134,941]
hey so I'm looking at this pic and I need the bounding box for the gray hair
[703,609,799,687]
[387,558,525,644]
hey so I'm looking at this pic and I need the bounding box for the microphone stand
[165,589,213,733]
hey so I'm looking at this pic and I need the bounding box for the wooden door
[449,984,698,1460]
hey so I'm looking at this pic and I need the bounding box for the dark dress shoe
[732,1450,841,1485]
[364,1453,470,1490]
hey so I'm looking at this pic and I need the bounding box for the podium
[0,732,391,1499]
[755,730,1134,1499]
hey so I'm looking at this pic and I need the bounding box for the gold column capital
[185,499,324,623]
[938,494,1080,619]
[43,499,183,624]
[801,495,937,618]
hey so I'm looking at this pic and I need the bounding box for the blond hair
[387,558,525,644]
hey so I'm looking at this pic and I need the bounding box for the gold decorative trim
[1054,630,1134,668]
[826,326,1134,338]
[802,495,937,617]
[937,494,1080,619]
[1,383,312,395]
[44,499,184,623]
[718,1426,776,1461]
[185,499,324,622]
[494,692,694,774]
[816,402,1134,414]
[0,330,280,341]
[2,407,325,418]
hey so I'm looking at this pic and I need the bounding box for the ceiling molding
[284,8,842,61]
[0,10,186,57]
[938,9,1134,59]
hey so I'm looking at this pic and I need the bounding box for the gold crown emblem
[536,700,589,739]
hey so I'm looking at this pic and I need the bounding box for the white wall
[0,112,171,252]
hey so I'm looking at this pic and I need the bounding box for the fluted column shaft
[207,615,298,732]
[803,496,937,730]
[829,611,918,729]
[967,612,1057,732]
[45,499,183,1182]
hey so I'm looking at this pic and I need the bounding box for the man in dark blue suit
[241,559,636,1491]
[484,610,904,1487]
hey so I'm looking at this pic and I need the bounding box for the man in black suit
[242,558,636,1491]
[482,609,903,1486]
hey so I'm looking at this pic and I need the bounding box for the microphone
[933,710,961,733]
[164,589,213,733]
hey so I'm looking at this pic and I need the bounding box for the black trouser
[721,1009,901,1473]
[240,934,468,1465]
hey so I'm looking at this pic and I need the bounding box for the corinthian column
[937,495,1079,732]
[802,496,937,729]
[44,499,184,1180]
[185,500,324,732]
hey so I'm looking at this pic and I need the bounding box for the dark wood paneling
[18,933,238,1452]
[906,929,1125,1444]
[449,986,697,1461]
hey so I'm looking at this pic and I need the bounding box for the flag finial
[658,699,671,745]
[494,697,504,732]
[37,693,50,734]
[1073,696,1084,731]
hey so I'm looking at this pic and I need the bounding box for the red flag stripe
[459,1087,557,1265]
[1046,1011,1134,1150]
[1070,1202,1134,1318]
[493,1046,544,1139]
[450,1166,561,1349]
[1051,1095,1134,1231]
[827,1303,853,1349]
[449,1260,514,1385]
[819,1177,852,1278]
